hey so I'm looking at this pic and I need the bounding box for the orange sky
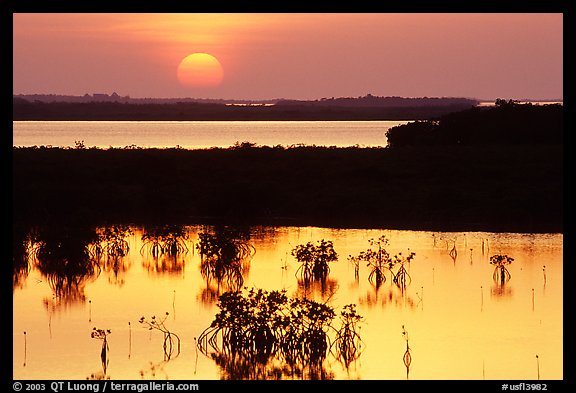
[12,13,563,100]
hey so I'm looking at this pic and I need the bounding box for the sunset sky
[12,13,563,101]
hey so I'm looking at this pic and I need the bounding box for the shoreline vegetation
[13,95,478,121]
[13,100,563,234]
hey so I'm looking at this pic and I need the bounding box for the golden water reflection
[13,225,562,380]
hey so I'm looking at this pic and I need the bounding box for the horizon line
[12,92,564,103]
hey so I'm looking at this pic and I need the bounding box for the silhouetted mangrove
[490,254,514,285]
[138,313,181,360]
[197,288,363,380]
[402,325,412,380]
[386,101,562,147]
[13,143,562,233]
[349,236,415,290]
[291,239,338,283]
[91,327,111,375]
[331,304,364,369]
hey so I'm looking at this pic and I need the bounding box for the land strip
[13,145,563,233]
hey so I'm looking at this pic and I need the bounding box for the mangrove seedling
[91,327,111,374]
[490,254,513,284]
[138,312,181,360]
[331,304,364,368]
[363,237,394,287]
[348,236,415,290]
[402,325,412,380]
[392,251,415,290]
[291,239,338,282]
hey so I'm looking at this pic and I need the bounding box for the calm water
[13,225,562,380]
[12,120,409,149]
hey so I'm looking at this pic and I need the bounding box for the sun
[177,53,224,87]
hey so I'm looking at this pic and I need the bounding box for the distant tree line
[277,95,478,107]
[385,101,563,147]
[13,96,477,121]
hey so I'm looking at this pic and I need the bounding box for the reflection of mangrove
[197,288,362,380]
[348,236,415,291]
[449,240,458,263]
[360,286,418,309]
[208,351,334,380]
[197,284,222,306]
[138,313,181,360]
[139,359,171,379]
[402,325,412,380]
[140,224,190,257]
[196,227,255,293]
[91,328,111,376]
[32,225,101,302]
[142,254,187,275]
[92,225,132,259]
[295,276,339,302]
[140,225,190,274]
[92,225,133,285]
[491,284,513,298]
[292,239,337,283]
[86,370,110,380]
[13,224,34,290]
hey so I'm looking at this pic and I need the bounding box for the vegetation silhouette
[196,226,255,294]
[385,101,562,147]
[349,236,415,291]
[139,224,189,274]
[91,327,111,375]
[13,140,562,233]
[13,95,477,121]
[197,288,362,380]
[138,313,181,360]
[92,225,133,285]
[291,239,338,283]
[13,224,33,290]
[490,254,513,285]
[402,325,412,380]
[331,304,364,369]
[31,224,102,303]
[140,224,189,257]
[12,99,563,247]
